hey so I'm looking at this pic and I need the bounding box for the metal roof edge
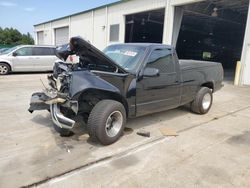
[34,0,130,27]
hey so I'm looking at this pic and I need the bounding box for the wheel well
[201,82,214,91]
[0,62,11,71]
[77,89,128,117]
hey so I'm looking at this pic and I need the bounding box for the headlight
[56,77,62,91]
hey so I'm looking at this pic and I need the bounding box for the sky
[0,0,120,35]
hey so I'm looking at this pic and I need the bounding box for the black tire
[191,87,213,114]
[0,63,11,75]
[53,123,72,137]
[87,100,126,145]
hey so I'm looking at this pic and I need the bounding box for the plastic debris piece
[137,130,150,138]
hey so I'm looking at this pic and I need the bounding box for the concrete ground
[0,73,250,188]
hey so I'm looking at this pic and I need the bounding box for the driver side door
[11,47,34,71]
[136,48,181,116]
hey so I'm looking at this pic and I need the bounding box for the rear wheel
[191,87,213,114]
[87,100,126,145]
[0,63,10,75]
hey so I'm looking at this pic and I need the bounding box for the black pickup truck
[29,37,223,145]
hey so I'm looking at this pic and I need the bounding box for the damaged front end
[28,62,78,130]
[29,36,127,132]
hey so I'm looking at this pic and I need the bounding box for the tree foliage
[0,27,34,45]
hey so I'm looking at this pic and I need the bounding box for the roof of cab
[15,45,56,48]
[107,43,173,49]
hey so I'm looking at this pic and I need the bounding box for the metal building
[34,0,250,85]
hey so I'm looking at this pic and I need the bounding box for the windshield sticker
[123,51,137,57]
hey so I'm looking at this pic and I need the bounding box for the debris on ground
[63,144,72,153]
[159,127,178,137]
[77,134,89,141]
[137,130,150,138]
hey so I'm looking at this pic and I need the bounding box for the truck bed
[178,59,223,104]
[179,59,220,70]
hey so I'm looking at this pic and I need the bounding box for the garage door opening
[175,0,249,82]
[125,8,165,43]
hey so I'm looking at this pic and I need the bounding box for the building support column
[91,10,94,43]
[68,16,71,40]
[50,22,53,45]
[105,6,109,46]
[163,0,205,45]
[163,0,175,45]
[240,0,250,85]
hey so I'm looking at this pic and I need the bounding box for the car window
[15,47,33,56]
[147,48,174,73]
[32,47,55,56]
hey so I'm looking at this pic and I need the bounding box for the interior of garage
[175,0,249,82]
[125,8,165,43]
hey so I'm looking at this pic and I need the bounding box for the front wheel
[87,100,126,145]
[0,63,10,75]
[191,87,213,114]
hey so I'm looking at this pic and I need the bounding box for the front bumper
[28,92,77,130]
[50,104,75,129]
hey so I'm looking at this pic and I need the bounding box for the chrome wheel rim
[105,111,123,137]
[202,93,212,110]
[0,65,8,75]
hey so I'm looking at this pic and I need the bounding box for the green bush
[0,27,34,45]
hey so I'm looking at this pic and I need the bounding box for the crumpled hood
[69,70,121,99]
[55,36,127,74]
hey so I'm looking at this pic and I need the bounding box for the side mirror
[143,67,160,77]
[12,52,17,57]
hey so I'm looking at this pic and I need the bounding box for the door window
[32,47,55,56]
[15,47,33,56]
[147,48,175,73]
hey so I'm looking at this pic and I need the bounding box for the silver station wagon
[0,45,60,75]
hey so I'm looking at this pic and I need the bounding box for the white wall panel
[51,18,69,29]
[70,12,93,43]
[93,8,107,50]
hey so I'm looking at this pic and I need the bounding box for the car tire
[0,63,11,75]
[53,123,72,137]
[87,100,126,145]
[191,87,213,114]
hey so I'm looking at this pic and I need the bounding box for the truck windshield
[103,45,146,72]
